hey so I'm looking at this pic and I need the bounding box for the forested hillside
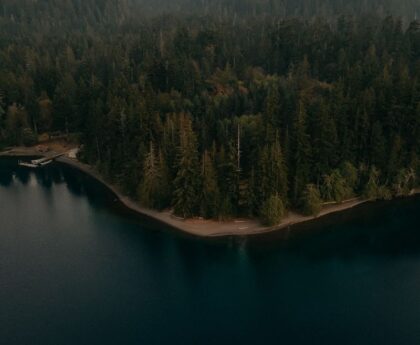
[1,0,419,223]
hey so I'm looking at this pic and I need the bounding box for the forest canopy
[1,0,419,221]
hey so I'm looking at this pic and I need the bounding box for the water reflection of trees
[15,167,30,185]
[62,167,84,196]
[59,164,116,209]
[1,158,19,186]
[17,166,62,188]
[246,197,420,259]
[34,167,56,189]
[0,170,13,186]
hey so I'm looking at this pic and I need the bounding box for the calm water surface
[1,158,420,345]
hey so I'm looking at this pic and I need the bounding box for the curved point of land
[2,146,419,238]
[58,155,373,237]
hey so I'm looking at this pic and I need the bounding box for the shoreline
[2,147,419,238]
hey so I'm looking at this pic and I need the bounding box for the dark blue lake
[1,157,420,345]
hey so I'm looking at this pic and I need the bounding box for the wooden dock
[31,153,64,165]
[18,153,65,168]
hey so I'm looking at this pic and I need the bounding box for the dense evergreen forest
[1,0,420,224]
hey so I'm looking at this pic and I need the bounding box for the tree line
[0,1,419,224]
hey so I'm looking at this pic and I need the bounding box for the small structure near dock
[18,153,64,168]
[19,159,53,168]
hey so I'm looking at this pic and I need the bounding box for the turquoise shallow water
[1,158,420,345]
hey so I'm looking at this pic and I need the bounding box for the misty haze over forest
[1,0,419,24]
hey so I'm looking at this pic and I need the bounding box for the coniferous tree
[321,170,351,203]
[138,141,161,209]
[363,166,392,200]
[312,100,338,180]
[200,150,220,218]
[340,161,359,195]
[260,194,285,226]
[264,80,281,141]
[392,168,416,196]
[173,114,200,218]
[291,101,311,204]
[256,133,288,209]
[217,141,240,218]
[302,184,322,216]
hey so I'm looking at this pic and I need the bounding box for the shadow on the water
[34,171,51,189]
[0,170,13,186]
[62,166,85,197]
[58,163,122,211]
[4,156,420,263]
[171,238,211,279]
[244,195,420,261]
[0,158,16,186]
[33,167,56,190]
[15,167,30,185]
[80,159,420,263]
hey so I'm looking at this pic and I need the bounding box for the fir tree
[173,114,200,218]
[291,101,311,203]
[200,151,220,218]
[138,141,168,209]
[260,194,285,226]
[302,184,322,216]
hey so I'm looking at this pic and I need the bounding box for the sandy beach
[2,146,419,238]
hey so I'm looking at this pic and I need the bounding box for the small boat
[18,161,39,168]
[38,160,52,166]
[18,159,53,168]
